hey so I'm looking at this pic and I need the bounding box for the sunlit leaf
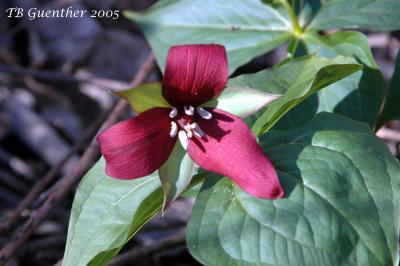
[203,86,279,118]
[229,54,362,135]
[276,31,384,130]
[63,158,163,266]
[63,158,206,265]
[116,82,170,113]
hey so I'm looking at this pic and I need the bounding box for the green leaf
[187,112,400,266]
[125,0,292,74]
[292,0,321,28]
[308,0,400,31]
[64,158,207,265]
[63,158,163,266]
[234,54,362,135]
[203,86,280,118]
[116,82,171,113]
[377,51,400,128]
[279,31,384,130]
[159,141,196,211]
[260,0,281,5]
[181,181,203,198]
[302,31,378,68]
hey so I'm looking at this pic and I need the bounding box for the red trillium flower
[97,44,284,199]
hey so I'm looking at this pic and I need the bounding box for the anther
[184,105,195,116]
[178,130,188,150]
[184,122,204,138]
[192,123,205,138]
[196,107,212,119]
[169,107,178,118]
[170,121,178,137]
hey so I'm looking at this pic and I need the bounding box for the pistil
[169,106,208,150]
[184,124,194,138]
[192,122,205,138]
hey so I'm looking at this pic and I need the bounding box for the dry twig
[108,230,186,266]
[0,53,155,265]
[0,65,132,91]
[0,111,106,233]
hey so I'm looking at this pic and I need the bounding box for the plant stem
[280,0,302,35]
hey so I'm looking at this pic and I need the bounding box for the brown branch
[0,65,83,83]
[54,230,186,266]
[108,230,186,266]
[0,53,156,265]
[0,66,134,91]
[0,111,106,234]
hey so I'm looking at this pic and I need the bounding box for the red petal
[188,109,284,199]
[97,108,176,179]
[162,44,228,106]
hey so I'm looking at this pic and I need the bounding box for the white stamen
[169,107,178,118]
[178,130,188,150]
[192,123,205,138]
[196,107,212,119]
[170,121,178,137]
[184,105,195,116]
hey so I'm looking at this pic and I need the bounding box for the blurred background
[0,0,399,265]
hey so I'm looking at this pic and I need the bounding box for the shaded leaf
[292,0,322,28]
[125,0,292,74]
[377,51,400,128]
[188,112,400,266]
[159,141,196,211]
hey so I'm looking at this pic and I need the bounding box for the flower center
[169,105,212,150]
